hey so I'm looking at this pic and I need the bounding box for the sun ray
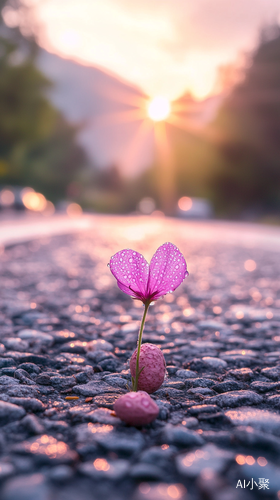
[153,121,176,214]
[92,108,147,128]
[92,80,149,109]
[166,113,224,143]
[121,118,154,176]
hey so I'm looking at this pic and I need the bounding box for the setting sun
[148,96,170,122]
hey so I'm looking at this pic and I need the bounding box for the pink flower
[108,242,188,305]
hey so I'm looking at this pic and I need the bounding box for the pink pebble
[114,391,159,426]
[130,343,166,393]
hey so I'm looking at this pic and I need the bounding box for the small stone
[72,381,112,397]
[8,398,44,412]
[50,375,76,390]
[21,415,44,435]
[267,395,280,408]
[0,462,14,480]
[86,339,113,352]
[261,366,280,380]
[68,404,92,422]
[129,463,164,480]
[197,320,227,331]
[13,435,77,464]
[134,483,186,500]
[161,424,204,447]
[102,375,128,389]
[202,357,227,369]
[0,358,16,368]
[7,386,39,398]
[166,365,179,375]
[18,363,40,375]
[182,417,198,428]
[18,329,53,346]
[233,425,280,452]
[47,465,73,483]
[114,391,159,426]
[225,407,280,435]
[227,368,254,381]
[205,390,263,408]
[0,368,16,377]
[0,375,19,386]
[60,340,87,353]
[4,338,29,352]
[94,393,123,409]
[2,473,50,500]
[0,401,25,426]
[52,331,76,344]
[176,443,234,477]
[250,381,280,393]
[139,445,175,466]
[202,430,233,446]
[175,369,197,379]
[35,374,51,386]
[185,378,216,389]
[88,408,122,425]
[212,380,243,393]
[18,354,49,366]
[130,343,166,394]
[99,357,122,372]
[198,412,231,425]
[14,369,36,385]
[188,405,220,415]
[80,458,129,480]
[76,423,144,455]
[86,350,113,363]
[74,371,89,384]
[162,380,185,390]
[187,387,215,396]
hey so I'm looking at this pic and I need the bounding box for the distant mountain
[37,50,223,175]
[37,50,153,175]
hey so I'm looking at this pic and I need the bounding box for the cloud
[32,0,280,99]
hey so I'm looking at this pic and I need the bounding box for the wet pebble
[161,424,204,447]
[80,458,129,480]
[205,390,263,408]
[2,473,50,500]
[0,401,26,426]
[176,443,234,477]
[202,357,227,369]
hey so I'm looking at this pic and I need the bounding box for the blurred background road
[1,213,280,252]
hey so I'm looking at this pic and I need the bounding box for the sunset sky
[18,0,280,100]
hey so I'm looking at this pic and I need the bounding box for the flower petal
[148,242,188,298]
[109,249,149,299]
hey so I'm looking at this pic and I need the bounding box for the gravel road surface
[0,215,279,500]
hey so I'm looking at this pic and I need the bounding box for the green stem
[132,301,150,391]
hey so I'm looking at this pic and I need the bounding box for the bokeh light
[0,189,15,206]
[22,192,47,211]
[244,259,257,272]
[178,197,193,211]
[138,197,156,214]
[66,203,83,217]
[93,458,110,471]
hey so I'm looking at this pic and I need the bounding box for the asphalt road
[0,212,280,499]
[1,213,280,251]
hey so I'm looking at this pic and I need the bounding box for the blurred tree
[0,0,88,201]
[208,25,280,217]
